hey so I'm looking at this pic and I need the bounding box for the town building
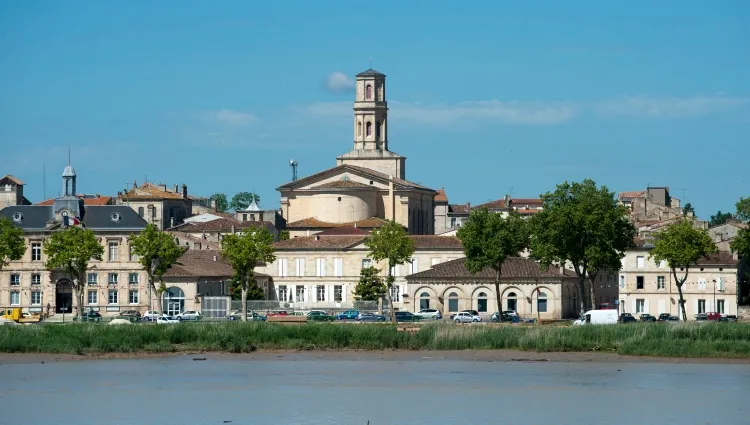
[618,187,683,227]
[0,175,31,207]
[168,217,279,243]
[433,189,470,235]
[0,165,149,316]
[708,220,747,252]
[36,194,113,206]
[618,243,739,319]
[116,182,193,230]
[235,198,286,231]
[472,195,544,218]
[276,69,436,236]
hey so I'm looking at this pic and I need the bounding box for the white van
[572,309,618,326]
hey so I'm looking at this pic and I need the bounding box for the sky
[1,1,748,219]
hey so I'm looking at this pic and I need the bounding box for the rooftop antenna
[43,156,46,200]
[289,159,298,181]
[678,188,687,203]
[507,186,514,199]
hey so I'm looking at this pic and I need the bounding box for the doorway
[55,279,73,313]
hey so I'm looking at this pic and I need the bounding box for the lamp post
[712,279,716,315]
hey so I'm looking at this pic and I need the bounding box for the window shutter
[341,284,347,302]
[334,258,343,277]
[644,300,649,315]
[409,258,419,275]
[718,277,725,291]
[278,260,283,277]
[693,299,699,317]
[317,258,325,277]
[282,259,288,277]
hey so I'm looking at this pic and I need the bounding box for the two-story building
[117,182,193,230]
[619,243,739,319]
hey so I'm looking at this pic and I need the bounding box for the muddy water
[1,354,748,425]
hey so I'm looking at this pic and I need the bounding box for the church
[277,68,437,236]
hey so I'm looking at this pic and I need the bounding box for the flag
[63,215,82,227]
[70,216,81,226]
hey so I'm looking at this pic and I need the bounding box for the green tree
[352,266,386,301]
[229,192,261,211]
[457,208,529,315]
[129,224,184,313]
[709,210,733,227]
[210,193,229,212]
[365,220,414,323]
[44,226,104,314]
[279,230,290,241]
[730,197,750,293]
[229,277,265,301]
[531,179,636,313]
[221,227,276,321]
[682,202,695,217]
[736,197,750,222]
[649,219,717,321]
[0,217,25,270]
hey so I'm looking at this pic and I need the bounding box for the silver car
[453,311,481,323]
[415,309,442,320]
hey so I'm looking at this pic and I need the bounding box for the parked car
[718,315,738,322]
[156,316,180,325]
[307,310,335,322]
[454,311,481,323]
[74,310,101,322]
[395,311,422,322]
[175,311,202,321]
[336,310,360,321]
[356,312,386,322]
[639,314,657,322]
[267,310,288,317]
[227,310,266,321]
[695,313,709,321]
[142,311,161,322]
[574,310,619,326]
[120,310,141,319]
[451,310,480,320]
[415,309,442,320]
[706,312,722,321]
[490,312,519,323]
[657,313,679,322]
[618,313,637,323]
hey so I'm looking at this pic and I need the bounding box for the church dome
[62,165,76,177]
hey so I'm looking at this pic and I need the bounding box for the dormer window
[12,212,23,222]
[110,212,121,222]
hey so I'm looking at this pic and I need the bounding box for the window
[366,121,372,137]
[31,274,41,285]
[448,292,459,312]
[357,121,362,136]
[365,84,372,99]
[316,258,325,277]
[162,287,184,316]
[129,246,139,262]
[334,258,343,277]
[31,291,42,305]
[278,258,288,277]
[295,258,305,277]
[698,299,706,314]
[408,258,419,275]
[698,279,707,290]
[88,290,97,305]
[108,273,118,285]
[296,286,305,302]
[477,292,488,313]
[129,290,139,304]
[87,273,98,286]
[334,285,343,302]
[108,242,119,261]
[636,256,644,268]
[619,275,625,288]
[375,121,381,141]
[717,277,726,291]
[361,259,372,269]
[450,217,457,228]
[108,290,118,304]
[391,285,401,302]
[129,273,139,285]
[316,285,326,302]
[636,299,645,314]
[10,274,20,286]
[242,214,247,221]
[537,292,548,313]
[31,242,42,261]
[151,206,156,218]
[390,265,399,277]
[10,291,20,305]
[419,292,430,310]
[636,276,644,289]
[138,207,144,217]
[507,292,517,312]
[249,214,255,221]
[657,276,665,290]
[278,285,288,302]
[716,300,725,314]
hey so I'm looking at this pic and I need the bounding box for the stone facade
[619,187,684,227]
[708,221,747,252]
[0,175,29,207]
[117,182,193,230]
[433,189,470,235]
[618,246,739,319]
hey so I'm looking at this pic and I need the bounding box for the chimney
[158,184,167,192]
[182,184,188,199]
[174,184,179,193]
[133,180,137,189]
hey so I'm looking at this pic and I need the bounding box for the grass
[1,322,749,358]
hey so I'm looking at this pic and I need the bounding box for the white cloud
[204,109,259,126]
[324,72,355,93]
[596,95,749,118]
[301,100,577,125]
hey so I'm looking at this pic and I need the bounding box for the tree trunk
[588,271,598,311]
[148,274,163,314]
[676,283,687,321]
[386,264,396,324]
[241,276,248,322]
[73,275,84,316]
[578,275,587,315]
[494,266,502,315]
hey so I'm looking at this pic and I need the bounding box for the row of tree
[209,192,261,213]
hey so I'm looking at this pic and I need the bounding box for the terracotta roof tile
[35,195,112,206]
[170,218,275,233]
[121,183,185,200]
[409,235,463,249]
[696,252,737,266]
[434,189,448,202]
[406,257,576,280]
[277,165,434,192]
[0,175,24,185]
[274,235,367,250]
[449,204,470,214]
[163,249,268,278]
[619,191,646,199]
[316,226,371,236]
[473,198,543,210]
[286,217,387,229]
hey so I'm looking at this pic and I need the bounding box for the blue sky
[1,1,748,219]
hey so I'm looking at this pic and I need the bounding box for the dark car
[490,312,519,323]
[619,313,637,323]
[395,311,422,322]
[657,313,679,322]
[336,310,360,321]
[639,314,657,322]
[74,310,102,322]
[307,310,335,322]
[718,315,738,322]
[695,313,709,321]
[356,312,386,322]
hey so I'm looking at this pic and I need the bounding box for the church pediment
[277,164,433,192]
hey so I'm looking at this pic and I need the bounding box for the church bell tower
[353,69,388,151]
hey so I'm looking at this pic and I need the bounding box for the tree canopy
[530,179,636,312]
[709,210,733,227]
[682,203,695,217]
[209,193,229,212]
[649,219,717,321]
[457,208,529,314]
[129,224,184,312]
[365,220,414,322]
[736,197,750,223]
[352,266,386,301]
[0,217,25,271]
[44,226,104,313]
[221,227,276,321]
[229,192,261,211]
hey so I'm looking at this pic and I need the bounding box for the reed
[1,322,748,358]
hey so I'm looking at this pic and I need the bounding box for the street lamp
[712,279,716,315]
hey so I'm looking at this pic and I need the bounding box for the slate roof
[0,205,147,231]
[407,257,576,280]
[170,218,275,233]
[286,217,387,229]
[356,68,385,77]
[163,249,268,278]
[277,164,433,192]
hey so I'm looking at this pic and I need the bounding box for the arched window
[137,207,144,217]
[537,291,548,313]
[420,292,430,310]
[366,84,372,99]
[366,122,372,137]
[357,121,362,136]
[162,287,185,316]
[477,291,488,313]
[375,121,381,141]
[448,292,459,312]
[507,291,517,312]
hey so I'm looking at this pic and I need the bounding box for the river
[1,352,748,425]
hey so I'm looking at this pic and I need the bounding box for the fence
[201,296,230,318]
[230,300,380,314]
